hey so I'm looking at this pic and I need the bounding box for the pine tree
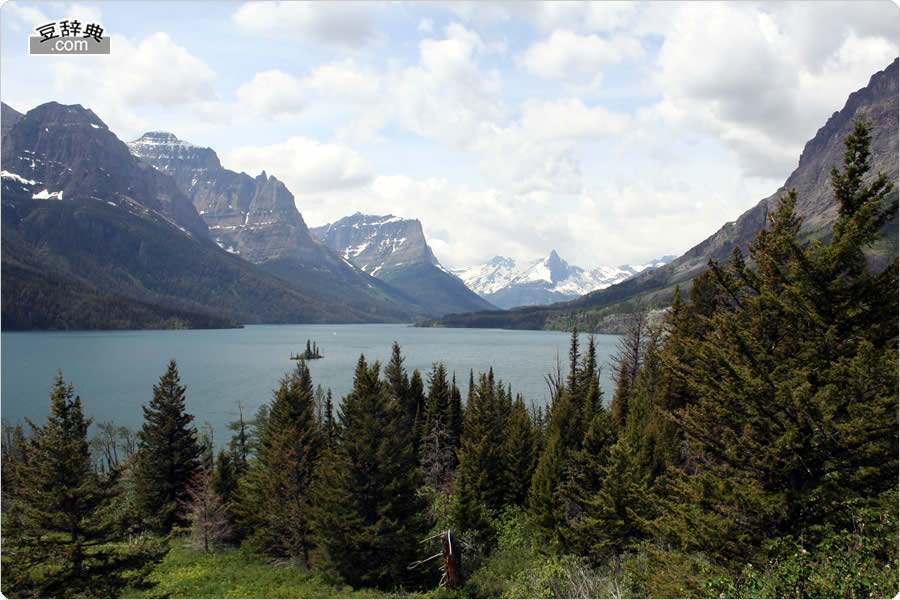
[502,395,538,506]
[2,373,166,598]
[453,371,508,543]
[384,341,412,415]
[212,448,238,507]
[423,362,451,444]
[409,369,427,451]
[447,372,464,457]
[234,359,321,561]
[321,390,338,450]
[133,359,202,533]
[227,400,250,475]
[609,311,648,428]
[310,355,427,589]
[652,121,898,557]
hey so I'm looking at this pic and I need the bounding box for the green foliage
[124,540,397,599]
[1,373,166,598]
[234,360,321,562]
[133,359,202,534]
[700,490,899,599]
[453,370,508,544]
[464,507,628,599]
[311,355,428,590]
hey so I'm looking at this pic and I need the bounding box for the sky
[1,1,898,269]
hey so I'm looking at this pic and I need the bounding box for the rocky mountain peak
[129,131,221,173]
[311,213,437,276]
[2,101,208,237]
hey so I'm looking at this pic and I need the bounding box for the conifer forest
[1,124,897,598]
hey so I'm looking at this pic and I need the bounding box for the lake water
[1,324,620,447]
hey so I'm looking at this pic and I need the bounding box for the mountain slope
[1,103,423,329]
[128,133,430,319]
[2,102,23,140]
[422,58,899,333]
[3,103,208,238]
[311,213,496,316]
[454,251,674,309]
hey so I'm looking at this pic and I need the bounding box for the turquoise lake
[1,324,620,447]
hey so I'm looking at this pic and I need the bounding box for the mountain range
[452,251,674,309]
[310,213,495,316]
[422,58,899,333]
[1,103,437,329]
[3,59,895,332]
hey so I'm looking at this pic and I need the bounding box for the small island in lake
[291,339,323,360]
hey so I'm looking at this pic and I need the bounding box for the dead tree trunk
[442,530,462,590]
[408,529,464,590]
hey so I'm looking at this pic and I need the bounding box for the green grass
[121,541,399,599]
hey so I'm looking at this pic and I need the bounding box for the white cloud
[650,1,898,179]
[304,58,380,102]
[49,32,216,107]
[236,69,306,116]
[232,1,379,48]
[418,17,433,33]
[520,30,643,80]
[225,137,375,194]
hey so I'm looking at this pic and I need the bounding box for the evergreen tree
[321,390,338,450]
[212,448,238,507]
[311,355,427,589]
[609,311,648,428]
[2,419,29,507]
[133,359,202,533]
[409,369,427,451]
[502,395,538,506]
[234,359,321,561]
[227,400,250,475]
[2,373,165,597]
[453,371,508,542]
[423,362,451,444]
[652,121,898,558]
[384,341,412,415]
[447,372,464,457]
[566,325,580,395]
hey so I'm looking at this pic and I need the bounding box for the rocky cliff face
[2,103,208,238]
[311,212,440,276]
[128,132,318,263]
[128,134,442,318]
[673,57,899,281]
[312,213,496,316]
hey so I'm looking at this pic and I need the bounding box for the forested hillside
[2,124,896,598]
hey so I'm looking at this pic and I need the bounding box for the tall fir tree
[2,373,166,597]
[422,362,451,445]
[310,355,427,589]
[651,121,898,558]
[233,359,321,561]
[133,359,202,533]
[409,369,427,453]
[453,371,508,544]
[502,395,539,506]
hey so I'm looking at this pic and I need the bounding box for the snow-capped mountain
[311,213,496,317]
[453,251,674,309]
